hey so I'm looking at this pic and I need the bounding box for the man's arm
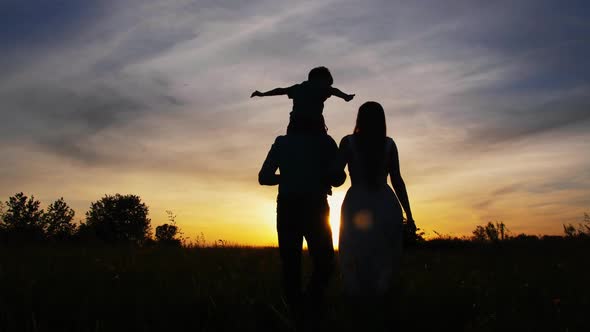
[330,87,355,102]
[251,87,289,98]
[258,139,281,186]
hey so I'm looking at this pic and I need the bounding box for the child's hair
[308,66,333,85]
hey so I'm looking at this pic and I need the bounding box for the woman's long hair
[353,101,387,186]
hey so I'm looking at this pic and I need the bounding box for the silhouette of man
[259,128,345,328]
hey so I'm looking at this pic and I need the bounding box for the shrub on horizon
[155,224,180,245]
[155,211,182,246]
[512,233,539,241]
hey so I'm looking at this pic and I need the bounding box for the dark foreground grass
[0,240,589,332]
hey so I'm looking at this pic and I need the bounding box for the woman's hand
[406,216,416,231]
[251,90,262,98]
[344,94,355,102]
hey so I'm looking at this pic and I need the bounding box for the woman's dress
[339,135,403,295]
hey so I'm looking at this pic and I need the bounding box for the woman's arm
[389,140,414,223]
[251,87,289,98]
[333,136,350,186]
[329,137,347,187]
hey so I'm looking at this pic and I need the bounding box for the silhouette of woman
[337,101,415,296]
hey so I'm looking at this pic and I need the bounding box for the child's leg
[286,112,303,135]
[318,115,328,135]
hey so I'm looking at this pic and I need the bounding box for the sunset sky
[1,0,589,246]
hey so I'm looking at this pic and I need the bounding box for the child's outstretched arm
[251,87,288,98]
[330,87,355,102]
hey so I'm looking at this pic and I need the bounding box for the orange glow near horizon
[328,191,345,249]
[0,0,588,252]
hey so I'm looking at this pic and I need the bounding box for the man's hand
[344,94,355,102]
[251,90,262,98]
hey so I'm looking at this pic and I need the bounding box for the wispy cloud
[1,0,589,242]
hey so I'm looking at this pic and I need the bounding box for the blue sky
[1,0,589,243]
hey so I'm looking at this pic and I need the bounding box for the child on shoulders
[251,66,354,134]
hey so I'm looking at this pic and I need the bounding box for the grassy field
[0,240,589,332]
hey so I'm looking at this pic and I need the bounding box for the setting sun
[0,1,588,330]
[328,191,346,249]
[0,0,587,247]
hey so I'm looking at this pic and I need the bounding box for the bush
[83,194,151,244]
[155,224,180,245]
[155,211,182,246]
[512,233,539,241]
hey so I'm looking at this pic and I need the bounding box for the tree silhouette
[1,193,45,240]
[83,194,151,244]
[42,198,77,241]
[0,201,5,239]
[472,221,508,242]
[0,201,5,223]
[155,210,181,246]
